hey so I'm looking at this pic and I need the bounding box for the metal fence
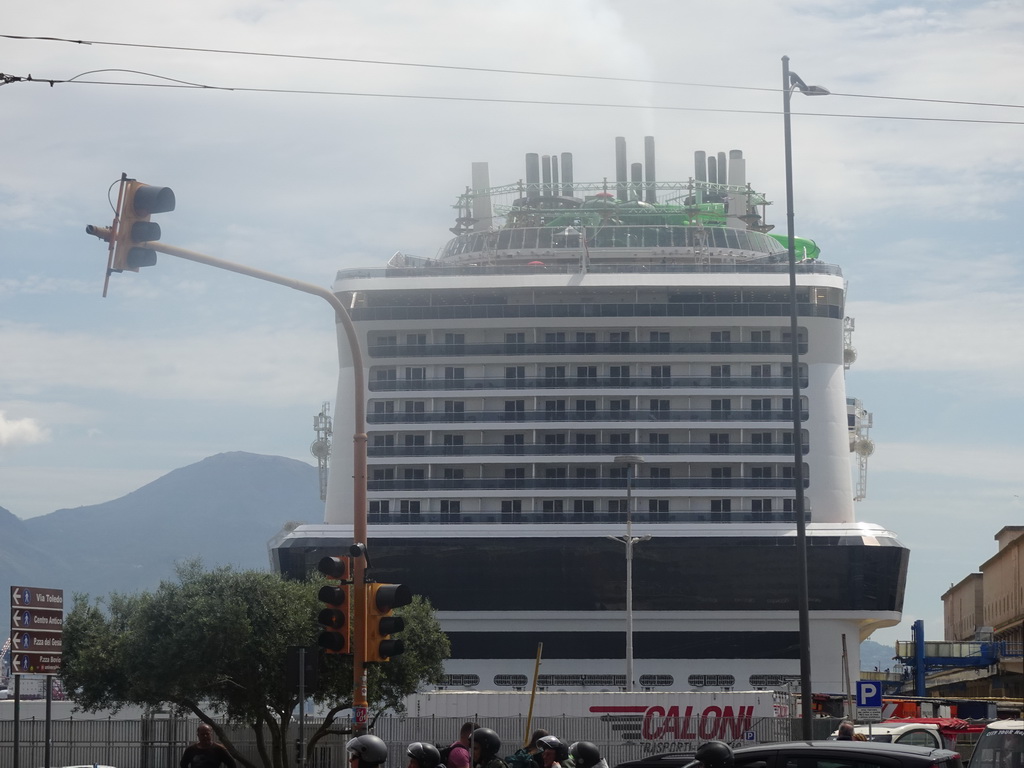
[1,714,844,768]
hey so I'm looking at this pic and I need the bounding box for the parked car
[729,740,964,768]
[969,719,1023,768]
[616,740,964,768]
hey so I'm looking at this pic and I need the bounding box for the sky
[1,0,1022,650]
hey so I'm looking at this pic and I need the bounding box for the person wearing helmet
[535,736,566,768]
[505,729,550,768]
[694,741,734,768]
[348,734,389,768]
[471,728,508,768]
[569,742,606,768]
[408,742,442,768]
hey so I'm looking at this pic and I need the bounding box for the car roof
[983,719,1024,731]
[734,740,961,759]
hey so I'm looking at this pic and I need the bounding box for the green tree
[61,560,449,768]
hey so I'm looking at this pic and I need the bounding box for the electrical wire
[3,70,1024,126]
[3,33,1023,112]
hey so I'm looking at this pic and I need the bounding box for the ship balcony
[366,477,809,491]
[366,340,808,358]
[368,375,808,392]
[367,508,811,525]
[367,442,810,458]
[367,408,809,424]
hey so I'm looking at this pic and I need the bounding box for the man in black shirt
[180,723,236,768]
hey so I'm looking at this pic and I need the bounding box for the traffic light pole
[143,241,372,732]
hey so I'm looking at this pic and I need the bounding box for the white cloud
[0,411,51,447]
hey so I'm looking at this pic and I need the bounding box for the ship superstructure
[271,137,907,694]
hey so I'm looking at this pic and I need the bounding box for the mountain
[860,639,899,672]
[2,452,324,635]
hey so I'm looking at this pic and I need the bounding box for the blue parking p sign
[856,680,882,708]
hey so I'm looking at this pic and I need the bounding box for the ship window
[649,467,670,480]
[445,333,465,345]
[710,330,732,343]
[405,367,425,380]
[639,675,674,687]
[442,434,463,448]
[443,468,464,480]
[500,499,522,522]
[751,432,772,445]
[399,500,420,515]
[545,366,566,381]
[576,366,597,379]
[609,433,632,445]
[444,366,464,380]
[576,332,596,343]
[610,366,630,380]
[650,399,670,413]
[373,401,395,414]
[404,401,425,414]
[505,332,525,344]
[609,499,628,517]
[575,433,597,446]
[403,468,424,480]
[493,674,528,687]
[375,368,397,382]
[751,398,771,412]
[545,332,566,343]
[369,500,390,515]
[609,331,631,343]
[372,468,394,481]
[711,365,731,378]
[404,435,425,447]
[444,400,465,413]
[751,330,771,343]
[376,334,397,346]
[609,399,631,411]
[649,433,669,445]
[440,500,461,519]
[544,434,566,446]
[651,365,671,379]
[406,333,426,345]
[751,466,772,479]
[575,399,596,412]
[650,331,669,343]
[649,499,669,519]
[751,364,771,378]
[373,435,394,447]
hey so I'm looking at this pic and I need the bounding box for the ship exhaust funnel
[631,163,643,200]
[542,154,552,197]
[561,152,574,197]
[615,136,628,201]
[551,154,560,195]
[707,155,718,185]
[727,149,746,229]
[525,153,541,202]
[644,136,657,203]
[470,162,492,232]
[695,151,707,183]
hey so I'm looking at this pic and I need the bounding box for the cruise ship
[270,136,908,695]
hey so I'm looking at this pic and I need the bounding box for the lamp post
[782,55,829,739]
[133,241,373,735]
[610,454,648,692]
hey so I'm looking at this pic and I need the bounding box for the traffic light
[316,555,352,655]
[365,582,412,663]
[112,179,175,272]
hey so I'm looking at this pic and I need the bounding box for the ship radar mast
[311,401,333,502]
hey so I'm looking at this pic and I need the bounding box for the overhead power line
[2,69,1024,126]
[3,33,1023,112]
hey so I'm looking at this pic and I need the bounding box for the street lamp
[782,55,829,739]
[609,454,649,692]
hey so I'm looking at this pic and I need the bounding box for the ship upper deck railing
[335,260,843,282]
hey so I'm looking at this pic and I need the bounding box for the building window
[501,499,522,522]
[610,365,631,380]
[542,500,564,520]
[505,366,525,385]
[649,499,669,520]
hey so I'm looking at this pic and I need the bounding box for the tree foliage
[61,560,450,768]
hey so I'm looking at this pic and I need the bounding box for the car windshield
[970,728,1024,768]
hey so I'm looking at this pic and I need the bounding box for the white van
[970,719,1023,768]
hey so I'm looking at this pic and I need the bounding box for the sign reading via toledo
[9,585,64,675]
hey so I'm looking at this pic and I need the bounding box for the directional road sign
[9,584,64,676]
[11,652,62,675]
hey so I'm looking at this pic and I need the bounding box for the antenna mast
[311,401,333,502]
